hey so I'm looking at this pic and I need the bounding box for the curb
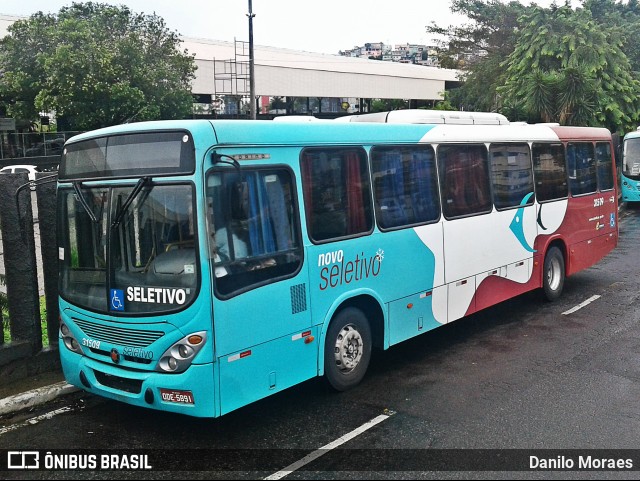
[0,382,79,416]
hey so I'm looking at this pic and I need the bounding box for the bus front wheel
[543,246,565,301]
[324,307,372,392]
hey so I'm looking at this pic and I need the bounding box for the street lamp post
[248,0,256,120]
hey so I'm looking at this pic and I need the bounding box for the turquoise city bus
[57,112,618,417]
[622,128,640,202]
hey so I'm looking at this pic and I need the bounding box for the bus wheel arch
[542,242,566,302]
[322,295,383,391]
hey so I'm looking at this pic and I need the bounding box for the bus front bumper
[60,344,217,418]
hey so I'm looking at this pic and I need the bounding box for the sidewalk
[0,370,78,417]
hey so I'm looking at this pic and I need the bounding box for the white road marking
[562,295,601,315]
[0,406,74,436]
[264,412,392,480]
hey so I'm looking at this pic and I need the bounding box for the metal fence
[0,172,60,384]
[0,131,82,163]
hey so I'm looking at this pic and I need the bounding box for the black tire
[542,246,565,302]
[324,307,372,392]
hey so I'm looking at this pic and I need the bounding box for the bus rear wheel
[324,307,372,392]
[543,246,565,302]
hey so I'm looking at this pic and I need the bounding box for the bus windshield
[58,183,199,314]
[623,136,640,179]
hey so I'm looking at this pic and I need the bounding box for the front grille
[94,370,143,394]
[73,318,163,348]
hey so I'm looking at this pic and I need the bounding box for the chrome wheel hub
[334,324,363,373]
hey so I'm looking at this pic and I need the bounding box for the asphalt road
[2,205,640,480]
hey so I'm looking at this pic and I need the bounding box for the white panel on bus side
[505,259,532,284]
[412,223,447,324]
[475,266,507,285]
[431,285,448,325]
[442,212,535,284]
[447,276,476,323]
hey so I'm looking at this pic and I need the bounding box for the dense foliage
[431,0,640,133]
[500,5,640,132]
[0,2,196,130]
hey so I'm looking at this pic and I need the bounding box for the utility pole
[248,0,256,119]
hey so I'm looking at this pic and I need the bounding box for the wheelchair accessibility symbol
[110,289,125,311]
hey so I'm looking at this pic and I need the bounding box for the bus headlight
[60,322,83,355]
[156,331,207,373]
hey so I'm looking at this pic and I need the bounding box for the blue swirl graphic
[509,193,536,253]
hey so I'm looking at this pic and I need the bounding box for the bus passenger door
[206,163,316,415]
[214,276,315,415]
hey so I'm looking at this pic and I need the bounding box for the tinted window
[489,143,534,209]
[567,142,597,195]
[623,137,640,177]
[301,147,373,242]
[532,143,568,202]
[61,131,195,180]
[596,142,614,191]
[438,144,492,218]
[207,168,302,298]
[371,145,439,229]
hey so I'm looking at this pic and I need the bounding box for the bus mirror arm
[13,174,59,245]
[212,152,241,171]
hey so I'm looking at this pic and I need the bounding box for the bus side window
[567,142,597,195]
[371,145,439,229]
[301,147,373,242]
[207,167,303,298]
[439,144,491,218]
[489,143,534,209]
[532,143,568,202]
[596,142,614,191]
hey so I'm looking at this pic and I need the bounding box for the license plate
[159,389,194,405]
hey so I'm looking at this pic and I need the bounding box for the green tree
[427,0,533,111]
[371,99,408,112]
[0,2,196,130]
[499,5,640,132]
[269,96,287,111]
[584,0,640,74]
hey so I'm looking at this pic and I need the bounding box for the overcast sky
[1,0,581,54]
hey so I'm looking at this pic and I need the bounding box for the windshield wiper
[111,177,151,229]
[72,181,98,224]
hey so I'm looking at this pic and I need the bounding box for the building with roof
[185,37,459,116]
[1,14,460,118]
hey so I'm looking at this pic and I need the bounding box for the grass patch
[1,295,50,347]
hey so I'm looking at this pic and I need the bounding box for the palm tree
[499,4,639,132]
